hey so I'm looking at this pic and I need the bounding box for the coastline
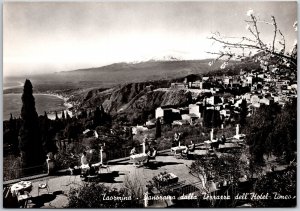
[35,93,73,109]
[3,81,24,91]
[3,92,74,120]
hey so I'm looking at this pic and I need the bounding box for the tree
[155,118,161,139]
[61,110,65,120]
[207,10,297,73]
[40,111,57,154]
[66,111,71,121]
[55,111,59,121]
[245,104,281,165]
[252,164,296,207]
[239,99,248,126]
[269,101,297,162]
[93,106,102,127]
[18,79,45,175]
[67,183,141,208]
[188,152,250,207]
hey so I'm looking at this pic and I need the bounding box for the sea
[3,80,71,121]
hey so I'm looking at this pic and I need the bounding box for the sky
[3,1,297,77]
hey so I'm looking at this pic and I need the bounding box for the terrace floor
[17,152,200,208]
[6,143,289,208]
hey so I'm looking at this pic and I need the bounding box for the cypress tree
[8,113,18,154]
[55,111,59,121]
[66,111,71,120]
[93,106,101,126]
[44,111,48,119]
[61,110,65,120]
[239,99,248,126]
[18,79,45,175]
[155,118,161,139]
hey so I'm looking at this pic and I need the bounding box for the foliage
[155,118,161,139]
[269,101,297,162]
[246,102,296,165]
[239,99,248,126]
[188,151,250,207]
[19,79,45,174]
[203,108,222,128]
[67,183,141,208]
[252,164,296,207]
[3,155,22,181]
[122,174,144,201]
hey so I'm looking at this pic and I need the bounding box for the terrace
[4,128,289,208]
[4,151,200,208]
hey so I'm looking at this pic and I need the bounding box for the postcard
[3,1,297,208]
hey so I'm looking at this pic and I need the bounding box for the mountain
[55,59,225,90]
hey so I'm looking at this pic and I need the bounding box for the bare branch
[208,35,296,66]
[272,16,277,52]
[278,29,286,53]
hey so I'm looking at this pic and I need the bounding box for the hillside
[72,59,260,117]
[56,59,225,89]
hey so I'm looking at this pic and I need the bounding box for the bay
[3,94,68,120]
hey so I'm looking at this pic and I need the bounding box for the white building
[189,104,201,118]
[220,109,231,118]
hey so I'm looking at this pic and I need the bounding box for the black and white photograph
[3,1,297,208]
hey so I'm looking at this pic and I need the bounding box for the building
[171,83,188,89]
[206,96,223,105]
[250,95,261,107]
[181,113,199,125]
[259,96,274,106]
[155,107,181,123]
[189,104,202,118]
[246,76,253,86]
[243,93,252,103]
[220,109,231,119]
[189,81,203,89]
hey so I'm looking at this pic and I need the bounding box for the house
[291,84,297,90]
[243,93,252,103]
[206,96,223,106]
[220,109,231,118]
[155,107,181,123]
[234,99,243,108]
[246,76,253,86]
[181,113,199,125]
[189,104,203,118]
[155,107,172,119]
[171,83,188,89]
[259,96,274,106]
[250,95,261,107]
[189,81,203,89]
[223,77,232,85]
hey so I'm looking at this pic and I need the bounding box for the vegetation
[18,79,45,175]
[188,151,250,207]
[67,183,141,208]
[245,101,296,165]
[252,164,296,207]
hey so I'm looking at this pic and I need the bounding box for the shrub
[67,183,142,208]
